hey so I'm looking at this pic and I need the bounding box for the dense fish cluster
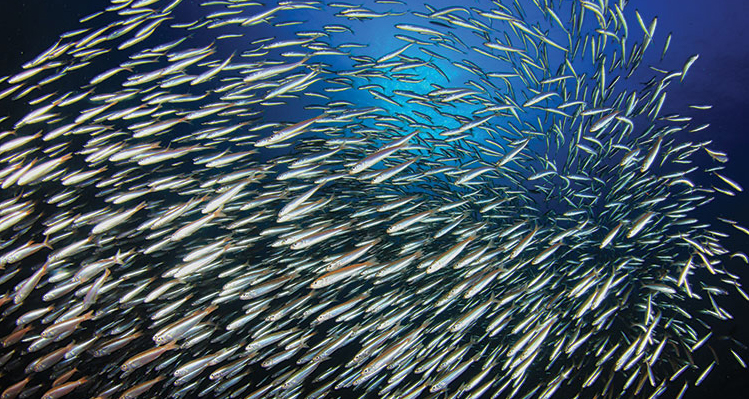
[0,0,747,398]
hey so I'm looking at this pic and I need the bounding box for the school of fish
[0,0,746,398]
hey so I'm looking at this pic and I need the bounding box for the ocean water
[0,1,747,398]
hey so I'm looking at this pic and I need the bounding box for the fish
[0,1,742,399]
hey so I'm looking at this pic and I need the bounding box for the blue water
[0,1,747,398]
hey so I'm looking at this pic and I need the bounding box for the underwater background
[0,0,747,398]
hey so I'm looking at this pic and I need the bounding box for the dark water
[0,1,747,398]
